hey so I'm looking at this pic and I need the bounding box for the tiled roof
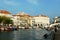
[0,10,10,14]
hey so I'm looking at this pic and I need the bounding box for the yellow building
[17,12,31,27]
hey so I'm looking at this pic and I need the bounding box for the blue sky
[0,0,60,19]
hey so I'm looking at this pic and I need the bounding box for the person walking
[54,26,58,32]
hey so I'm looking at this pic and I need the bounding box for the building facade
[16,12,31,27]
[12,15,20,26]
[0,10,12,17]
[0,10,50,28]
[54,16,60,23]
[0,10,13,26]
[30,15,50,28]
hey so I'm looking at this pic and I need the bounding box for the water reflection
[0,31,14,40]
[0,28,51,40]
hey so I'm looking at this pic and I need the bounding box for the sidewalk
[54,29,60,40]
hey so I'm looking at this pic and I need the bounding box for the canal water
[0,28,52,40]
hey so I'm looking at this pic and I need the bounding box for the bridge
[50,23,60,27]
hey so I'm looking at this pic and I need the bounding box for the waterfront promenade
[54,29,60,40]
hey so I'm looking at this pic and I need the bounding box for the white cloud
[27,0,39,5]
[3,0,20,6]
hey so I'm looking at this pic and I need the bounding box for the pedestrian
[54,26,58,32]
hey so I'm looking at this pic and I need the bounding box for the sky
[0,0,60,19]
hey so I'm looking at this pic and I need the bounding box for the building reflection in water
[0,29,51,40]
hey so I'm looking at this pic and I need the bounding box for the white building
[0,10,50,27]
[54,16,60,23]
[30,15,50,28]
[0,10,13,26]
[0,10,12,17]
[12,15,20,26]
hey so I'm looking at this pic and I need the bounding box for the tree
[0,16,3,23]
[3,16,13,26]
[0,16,13,26]
[0,16,3,26]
